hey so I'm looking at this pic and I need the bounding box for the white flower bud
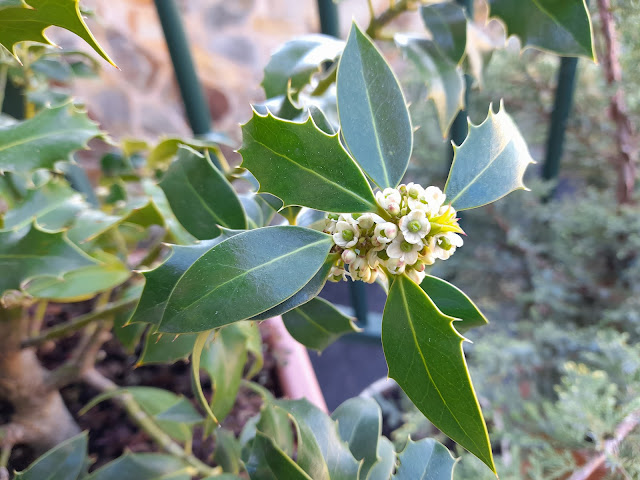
[341,249,357,264]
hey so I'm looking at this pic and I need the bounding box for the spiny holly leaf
[262,34,344,99]
[239,111,377,214]
[331,397,382,480]
[14,432,87,480]
[0,103,101,174]
[0,0,116,66]
[159,146,246,240]
[277,399,360,480]
[84,453,190,480]
[395,34,464,138]
[247,432,313,480]
[392,438,456,480]
[0,224,97,296]
[489,0,595,60]
[420,3,467,64]
[138,332,198,365]
[444,102,535,210]
[420,275,488,334]
[282,297,359,352]
[367,437,396,480]
[382,275,495,473]
[337,22,412,189]
[24,251,130,302]
[131,227,332,333]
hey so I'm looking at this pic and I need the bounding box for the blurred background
[26,0,640,478]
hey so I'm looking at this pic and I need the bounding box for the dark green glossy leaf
[392,438,456,480]
[262,34,344,98]
[141,179,196,245]
[0,224,97,295]
[420,3,467,64]
[239,111,377,214]
[0,103,101,173]
[308,106,336,135]
[282,296,359,352]
[112,284,146,354]
[132,227,332,333]
[331,397,381,479]
[247,432,313,480]
[277,399,359,480]
[367,437,396,480]
[337,23,412,189]
[256,403,295,457]
[396,34,464,138]
[0,0,115,66]
[213,428,243,475]
[240,193,279,229]
[84,453,189,480]
[489,0,595,59]
[382,275,494,472]
[24,251,130,302]
[420,275,488,334]
[160,146,246,239]
[14,432,87,480]
[444,102,535,210]
[138,332,197,365]
[251,253,337,321]
[0,0,28,10]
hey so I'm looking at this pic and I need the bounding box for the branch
[82,369,220,478]
[366,0,416,39]
[567,408,640,480]
[596,0,637,204]
[20,297,139,349]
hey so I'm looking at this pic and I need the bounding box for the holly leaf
[282,297,359,352]
[420,3,467,64]
[444,102,535,210]
[395,34,464,138]
[14,432,87,480]
[367,437,396,480]
[138,332,197,365]
[382,275,495,473]
[489,0,595,60]
[0,103,101,174]
[337,22,412,189]
[331,397,382,479]
[0,0,28,11]
[0,0,116,66]
[239,111,377,214]
[160,146,246,240]
[0,223,97,295]
[130,227,333,333]
[24,251,130,302]
[392,438,456,480]
[247,432,313,480]
[84,453,190,480]
[420,275,488,334]
[262,34,344,99]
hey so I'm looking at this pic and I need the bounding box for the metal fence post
[542,57,579,182]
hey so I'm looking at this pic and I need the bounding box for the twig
[20,297,139,349]
[596,0,637,204]
[366,0,415,38]
[83,369,220,477]
[29,300,48,337]
[567,408,640,480]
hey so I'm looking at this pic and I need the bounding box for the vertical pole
[1,79,25,120]
[542,57,579,182]
[316,0,340,38]
[154,0,213,136]
[449,0,474,157]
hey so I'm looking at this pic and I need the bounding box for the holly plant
[0,1,596,479]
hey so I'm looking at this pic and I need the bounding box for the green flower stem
[20,296,139,349]
[83,369,220,478]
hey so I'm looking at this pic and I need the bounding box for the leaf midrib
[244,129,375,209]
[0,127,94,154]
[396,278,483,454]
[166,237,329,320]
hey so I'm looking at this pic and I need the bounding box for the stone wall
[64,0,406,143]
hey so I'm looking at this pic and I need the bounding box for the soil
[2,302,281,474]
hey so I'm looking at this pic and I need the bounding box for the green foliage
[84,453,190,480]
[444,102,535,210]
[0,103,101,174]
[239,111,378,213]
[392,438,456,480]
[382,275,495,472]
[337,23,412,189]
[14,432,88,480]
[0,0,116,66]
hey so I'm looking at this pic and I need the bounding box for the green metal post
[317,0,340,38]
[154,0,213,136]
[1,78,25,119]
[542,57,579,181]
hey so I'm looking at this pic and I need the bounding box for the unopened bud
[387,203,400,215]
[342,249,357,264]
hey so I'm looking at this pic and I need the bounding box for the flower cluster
[324,183,464,286]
